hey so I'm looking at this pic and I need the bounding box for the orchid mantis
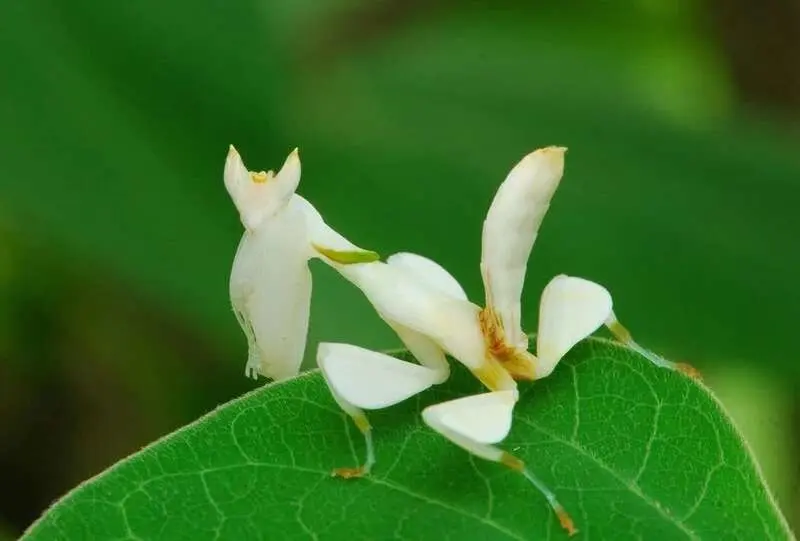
[225,146,380,380]
[225,145,698,536]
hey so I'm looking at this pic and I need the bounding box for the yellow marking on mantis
[606,319,632,343]
[500,352,537,381]
[472,356,517,391]
[500,452,525,471]
[353,412,371,433]
[249,170,272,183]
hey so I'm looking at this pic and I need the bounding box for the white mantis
[224,145,699,536]
[225,146,381,380]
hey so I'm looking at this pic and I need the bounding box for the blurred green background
[1,0,799,537]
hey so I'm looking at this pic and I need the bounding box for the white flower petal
[480,147,566,349]
[387,252,467,300]
[423,390,517,446]
[536,275,612,377]
[318,343,440,410]
[229,203,312,380]
[224,146,301,231]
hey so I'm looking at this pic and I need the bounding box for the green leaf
[23,341,791,540]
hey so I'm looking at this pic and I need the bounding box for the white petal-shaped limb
[336,261,517,392]
[480,146,566,350]
[318,342,443,478]
[386,252,467,300]
[319,342,443,410]
[230,203,312,380]
[384,252,468,380]
[536,275,612,378]
[423,390,577,535]
[309,246,456,382]
[422,391,517,456]
[224,146,300,231]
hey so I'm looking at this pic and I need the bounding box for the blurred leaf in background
[1,0,798,536]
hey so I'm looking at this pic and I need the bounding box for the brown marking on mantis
[478,306,537,380]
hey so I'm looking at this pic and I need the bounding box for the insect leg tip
[331,466,369,479]
[555,506,578,536]
[675,362,703,380]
